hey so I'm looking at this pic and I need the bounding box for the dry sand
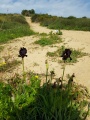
[0,17,90,92]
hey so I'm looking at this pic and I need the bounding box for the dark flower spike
[61,49,72,61]
[18,47,27,58]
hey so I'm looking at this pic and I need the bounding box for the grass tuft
[35,33,62,46]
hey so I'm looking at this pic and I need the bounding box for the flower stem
[62,62,65,81]
[22,58,25,83]
[45,60,49,83]
[46,68,48,83]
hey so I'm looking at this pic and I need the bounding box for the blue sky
[0,0,90,18]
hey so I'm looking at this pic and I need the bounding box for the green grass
[0,26,34,43]
[0,14,35,44]
[34,82,89,120]
[0,73,89,120]
[47,46,88,63]
[31,14,90,31]
[35,33,62,46]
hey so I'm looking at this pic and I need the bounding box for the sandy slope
[1,17,90,92]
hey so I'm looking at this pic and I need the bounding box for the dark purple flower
[61,49,72,61]
[18,47,27,58]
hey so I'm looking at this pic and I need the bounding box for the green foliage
[31,14,90,31]
[67,16,76,19]
[21,9,35,16]
[0,82,12,119]
[32,82,89,120]
[0,14,34,44]
[35,32,62,46]
[31,14,39,22]
[82,16,87,19]
[47,46,88,63]
[31,14,53,23]
[0,74,41,120]
[0,73,89,120]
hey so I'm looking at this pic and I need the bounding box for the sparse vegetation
[0,59,21,72]
[35,32,62,46]
[47,46,88,63]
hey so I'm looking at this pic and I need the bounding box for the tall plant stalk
[18,47,27,83]
[62,61,66,87]
[22,58,25,83]
[45,60,49,83]
[62,63,65,81]
[46,66,48,83]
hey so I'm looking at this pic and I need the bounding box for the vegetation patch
[47,46,88,63]
[31,14,90,31]
[0,73,90,120]
[35,32,62,46]
[0,14,35,44]
[0,60,21,72]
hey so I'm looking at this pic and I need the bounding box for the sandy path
[0,17,90,92]
[26,17,52,34]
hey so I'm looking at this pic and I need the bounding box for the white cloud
[0,0,90,18]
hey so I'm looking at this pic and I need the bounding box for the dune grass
[31,14,90,31]
[0,14,35,44]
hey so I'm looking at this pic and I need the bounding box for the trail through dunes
[1,16,90,92]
